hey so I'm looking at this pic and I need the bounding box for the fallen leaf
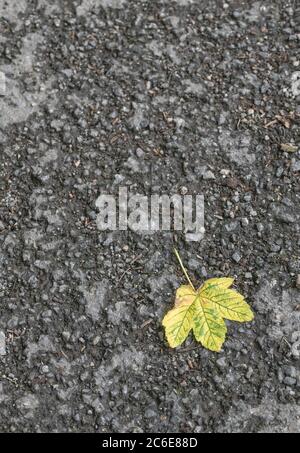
[280,143,298,153]
[275,115,290,129]
[162,251,254,352]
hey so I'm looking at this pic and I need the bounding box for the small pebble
[0,331,6,356]
[283,377,296,387]
[241,218,249,227]
[232,252,242,263]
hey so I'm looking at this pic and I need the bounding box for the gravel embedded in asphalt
[0,0,299,433]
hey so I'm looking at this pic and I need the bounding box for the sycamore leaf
[162,251,254,352]
[199,278,254,322]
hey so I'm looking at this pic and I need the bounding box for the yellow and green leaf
[162,300,196,348]
[162,250,255,352]
[193,296,227,352]
[201,287,254,322]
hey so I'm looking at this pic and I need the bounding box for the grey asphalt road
[0,0,299,433]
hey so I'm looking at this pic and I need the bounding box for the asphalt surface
[0,0,299,433]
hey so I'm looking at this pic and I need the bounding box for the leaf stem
[174,248,196,291]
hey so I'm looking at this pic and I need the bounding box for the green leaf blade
[200,277,234,293]
[162,302,195,348]
[193,299,227,352]
[201,288,254,322]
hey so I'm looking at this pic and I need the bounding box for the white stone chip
[0,331,6,356]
